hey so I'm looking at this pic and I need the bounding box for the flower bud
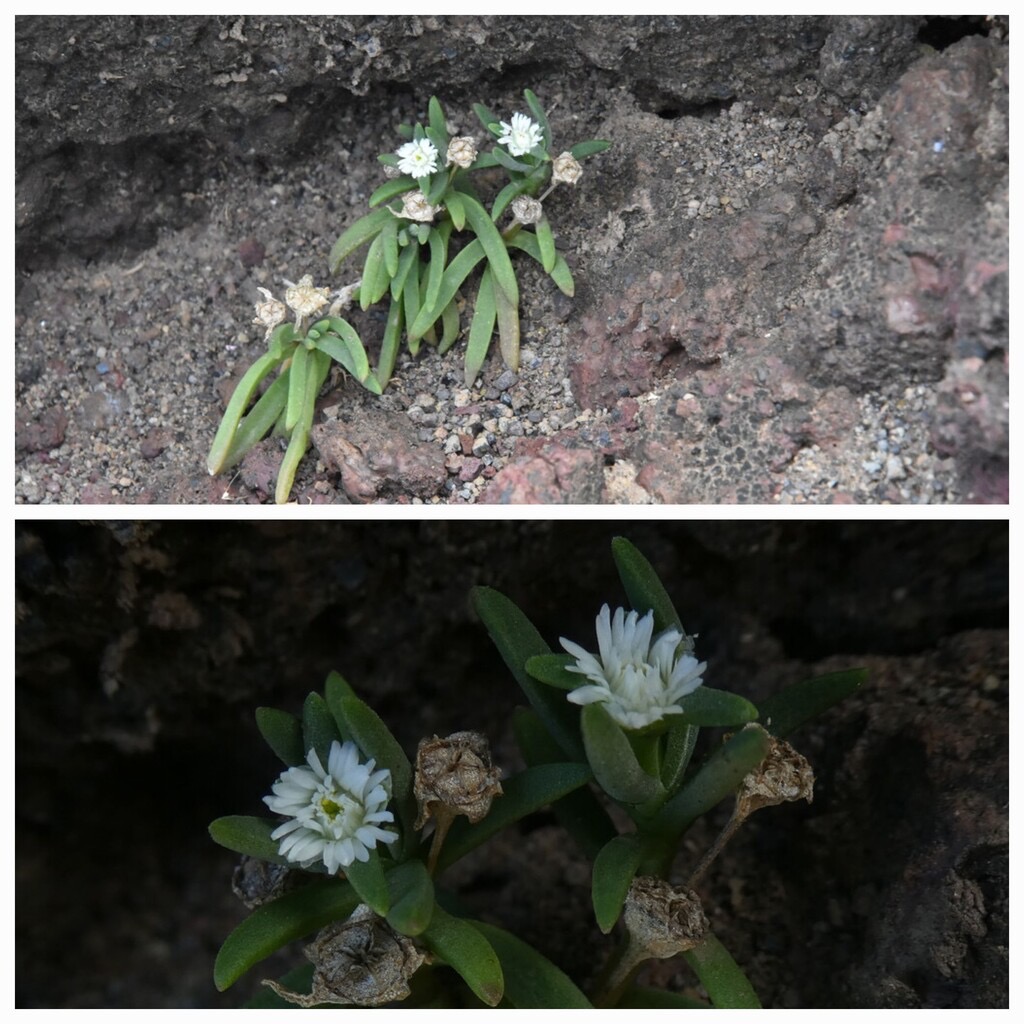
[414,730,502,830]
[511,195,543,226]
[623,876,708,959]
[446,136,478,169]
[551,151,583,185]
[264,904,425,1007]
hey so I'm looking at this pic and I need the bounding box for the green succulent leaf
[618,986,711,1009]
[360,232,390,310]
[512,707,616,859]
[213,878,359,991]
[758,668,868,739]
[395,123,415,141]
[376,296,404,392]
[504,231,574,296]
[581,703,665,806]
[403,258,423,356]
[380,214,400,278]
[676,687,759,727]
[421,906,504,1007]
[323,671,357,732]
[219,370,289,470]
[523,89,551,150]
[525,653,581,690]
[343,848,390,916]
[472,920,593,1008]
[445,190,466,230]
[592,834,643,934]
[536,216,557,273]
[492,273,520,372]
[284,341,309,433]
[369,177,417,208]
[438,297,461,354]
[491,145,534,174]
[207,350,286,475]
[410,239,485,340]
[491,180,530,222]
[385,860,435,936]
[428,96,448,141]
[209,815,288,865]
[390,239,419,301]
[570,139,612,160]
[315,318,379,392]
[473,102,502,137]
[660,719,699,793]
[651,724,772,836]
[302,691,341,767]
[464,266,497,385]
[256,707,305,767]
[434,762,593,873]
[471,586,583,760]
[611,536,683,632]
[329,206,393,272]
[457,191,519,307]
[683,932,762,1008]
[423,222,450,315]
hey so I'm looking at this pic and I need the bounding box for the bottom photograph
[14,520,1008,1009]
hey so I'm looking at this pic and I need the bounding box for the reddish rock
[481,442,602,503]
[15,407,68,454]
[311,406,447,503]
[139,428,172,459]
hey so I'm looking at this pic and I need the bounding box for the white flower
[560,604,706,730]
[396,138,439,178]
[284,275,331,319]
[551,151,583,185]
[497,113,544,157]
[264,740,398,874]
[393,190,440,223]
[511,195,543,225]
[446,136,478,169]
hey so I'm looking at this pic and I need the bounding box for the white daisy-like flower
[497,113,544,157]
[396,138,439,178]
[264,740,398,874]
[560,605,706,730]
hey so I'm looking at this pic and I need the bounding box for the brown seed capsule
[622,876,709,959]
[414,731,503,830]
[231,855,302,909]
[735,731,814,817]
[263,904,426,1007]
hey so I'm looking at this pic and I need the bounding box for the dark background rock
[15,520,1007,1006]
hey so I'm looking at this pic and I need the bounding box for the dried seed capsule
[414,730,503,829]
[263,904,426,1007]
[510,195,543,226]
[623,876,709,959]
[551,151,583,185]
[231,855,301,909]
[735,730,814,816]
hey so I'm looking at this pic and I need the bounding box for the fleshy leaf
[511,707,616,859]
[421,907,504,1006]
[434,762,593,873]
[651,724,772,836]
[213,878,359,991]
[592,834,643,934]
[581,703,665,806]
[385,860,435,936]
[660,719,699,793]
[255,707,305,766]
[525,653,581,690]
[464,266,497,385]
[683,932,762,1008]
[302,691,341,767]
[570,139,612,160]
[757,668,867,739]
[471,585,583,760]
[472,920,593,1008]
[676,687,759,727]
[611,536,682,632]
[343,848,389,916]
[209,815,289,865]
[458,191,519,306]
[329,206,393,272]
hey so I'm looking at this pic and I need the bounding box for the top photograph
[14,15,1008,504]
